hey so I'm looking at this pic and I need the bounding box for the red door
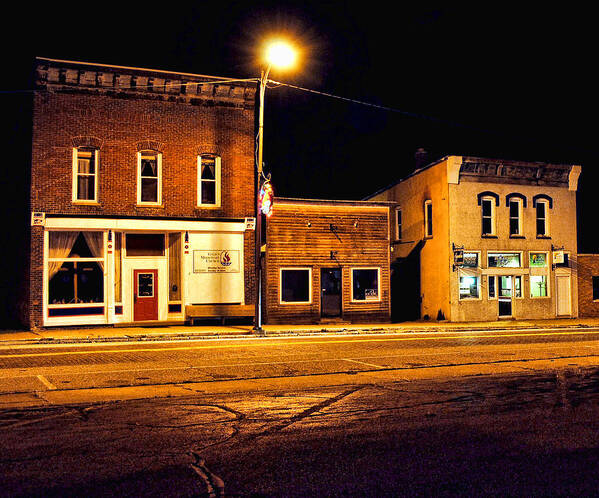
[133,269,158,321]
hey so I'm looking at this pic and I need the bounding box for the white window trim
[513,275,523,299]
[536,199,550,237]
[529,251,549,269]
[395,207,402,241]
[197,155,222,208]
[458,271,482,301]
[72,147,99,204]
[279,267,312,305]
[509,198,523,236]
[462,250,481,269]
[44,230,108,326]
[424,200,433,238]
[487,251,523,268]
[350,267,381,303]
[481,196,496,236]
[530,274,550,298]
[137,151,163,206]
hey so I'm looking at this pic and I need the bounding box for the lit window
[488,252,521,268]
[513,276,522,297]
[530,252,548,267]
[72,148,98,202]
[481,197,496,236]
[280,268,311,303]
[395,208,402,240]
[47,231,105,306]
[530,275,548,297]
[424,200,433,238]
[463,252,479,268]
[198,155,221,207]
[352,268,380,301]
[536,200,549,237]
[137,151,162,205]
[459,276,479,299]
[509,198,523,236]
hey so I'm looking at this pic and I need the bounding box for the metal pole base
[252,326,266,336]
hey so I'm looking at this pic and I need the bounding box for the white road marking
[343,358,385,369]
[36,374,56,390]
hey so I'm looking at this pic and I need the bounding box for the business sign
[31,211,45,226]
[245,217,256,230]
[552,250,564,265]
[193,250,240,273]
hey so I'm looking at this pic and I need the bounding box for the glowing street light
[254,39,298,334]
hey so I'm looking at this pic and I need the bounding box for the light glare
[265,41,297,69]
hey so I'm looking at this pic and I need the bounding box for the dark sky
[5,3,598,250]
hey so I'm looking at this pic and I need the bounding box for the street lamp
[254,40,297,334]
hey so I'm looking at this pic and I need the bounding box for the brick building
[264,198,393,324]
[576,254,599,317]
[24,58,257,329]
[368,155,581,322]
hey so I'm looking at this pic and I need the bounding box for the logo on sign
[220,250,232,267]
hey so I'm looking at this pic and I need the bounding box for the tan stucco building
[368,155,581,322]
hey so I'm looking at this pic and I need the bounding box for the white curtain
[82,231,105,272]
[48,231,78,280]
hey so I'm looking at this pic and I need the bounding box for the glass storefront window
[352,268,380,301]
[531,275,548,297]
[126,234,165,256]
[463,252,479,268]
[530,252,547,267]
[459,276,479,299]
[281,269,311,303]
[488,253,521,268]
[47,231,105,306]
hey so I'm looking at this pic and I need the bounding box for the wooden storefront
[264,198,393,324]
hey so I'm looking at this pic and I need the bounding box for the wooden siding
[265,201,391,324]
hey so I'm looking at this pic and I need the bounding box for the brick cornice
[35,57,256,109]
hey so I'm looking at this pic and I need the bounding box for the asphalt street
[2,327,599,496]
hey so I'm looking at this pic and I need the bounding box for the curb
[0,322,596,346]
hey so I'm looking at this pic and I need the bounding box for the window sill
[481,234,498,238]
[195,205,222,210]
[509,235,526,239]
[536,235,551,239]
[72,200,100,206]
[136,203,165,209]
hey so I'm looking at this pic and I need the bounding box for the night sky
[4,4,598,250]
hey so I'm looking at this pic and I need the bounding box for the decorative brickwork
[25,58,257,329]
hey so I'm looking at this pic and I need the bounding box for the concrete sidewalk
[2,317,599,345]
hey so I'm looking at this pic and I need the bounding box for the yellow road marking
[1,329,599,359]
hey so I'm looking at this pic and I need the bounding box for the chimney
[414,148,428,169]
